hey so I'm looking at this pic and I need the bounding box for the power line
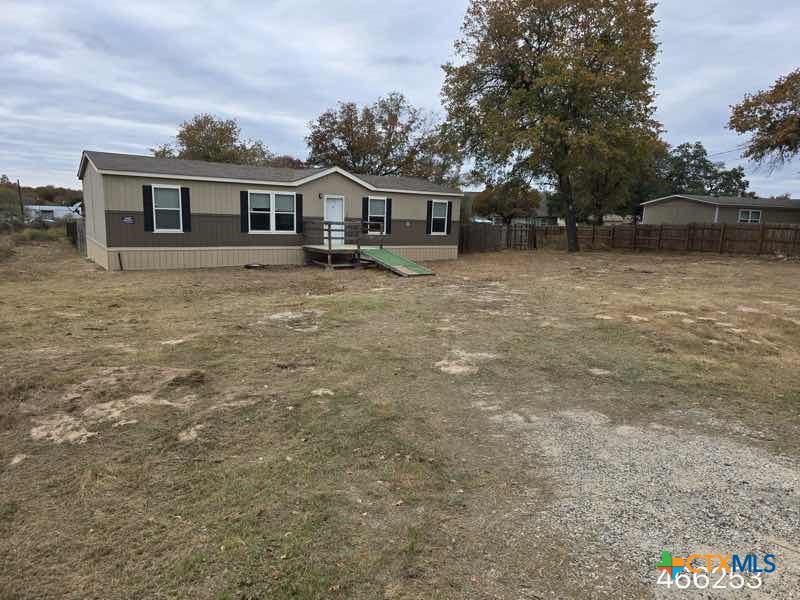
[707,144,748,158]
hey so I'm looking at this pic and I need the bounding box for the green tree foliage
[153,114,288,166]
[609,141,751,219]
[442,0,660,250]
[472,180,541,223]
[663,142,749,196]
[306,93,462,184]
[268,155,307,169]
[572,131,666,224]
[729,69,800,167]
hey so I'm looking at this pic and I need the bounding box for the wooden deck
[302,244,378,254]
[303,221,387,270]
[302,244,378,270]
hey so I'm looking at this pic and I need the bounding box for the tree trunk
[595,198,604,226]
[560,174,579,252]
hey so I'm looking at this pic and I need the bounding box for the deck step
[359,248,434,277]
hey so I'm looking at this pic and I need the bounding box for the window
[275,193,296,231]
[153,185,182,232]
[738,209,761,224]
[248,191,296,233]
[431,200,448,234]
[249,192,271,231]
[368,197,386,234]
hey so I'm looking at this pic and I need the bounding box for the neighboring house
[641,194,800,225]
[25,204,81,222]
[78,151,462,271]
[598,214,632,225]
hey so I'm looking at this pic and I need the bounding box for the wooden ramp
[360,248,434,277]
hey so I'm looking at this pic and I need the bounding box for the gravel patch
[487,408,800,597]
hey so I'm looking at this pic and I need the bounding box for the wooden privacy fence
[459,223,505,253]
[459,222,800,256]
[65,220,86,257]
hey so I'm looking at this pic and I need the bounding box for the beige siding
[82,162,107,245]
[95,244,457,271]
[106,246,306,271]
[102,172,460,221]
[86,237,109,270]
[717,207,800,225]
[642,199,716,224]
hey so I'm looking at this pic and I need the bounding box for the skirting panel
[106,246,305,270]
[86,237,109,270]
[383,245,458,262]
[88,244,457,271]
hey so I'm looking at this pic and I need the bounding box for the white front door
[324,196,345,246]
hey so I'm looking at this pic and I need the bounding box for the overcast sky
[3,0,798,195]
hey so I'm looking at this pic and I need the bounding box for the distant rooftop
[642,194,800,209]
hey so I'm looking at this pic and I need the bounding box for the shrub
[10,227,64,243]
[0,237,14,261]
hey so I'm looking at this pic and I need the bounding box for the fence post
[792,226,800,257]
[685,223,692,251]
[610,225,616,249]
[718,223,726,253]
[632,221,638,250]
[758,224,766,254]
[532,225,537,250]
[657,224,663,250]
[591,224,596,249]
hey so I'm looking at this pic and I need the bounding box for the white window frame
[152,184,183,233]
[738,209,761,224]
[367,196,387,235]
[247,190,297,234]
[430,199,449,236]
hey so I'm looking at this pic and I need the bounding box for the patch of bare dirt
[30,414,98,444]
[436,349,498,375]
[26,367,205,444]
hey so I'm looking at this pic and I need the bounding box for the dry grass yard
[1,238,799,599]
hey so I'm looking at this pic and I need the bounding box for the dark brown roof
[79,151,462,195]
[642,194,800,209]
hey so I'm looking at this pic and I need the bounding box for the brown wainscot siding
[382,219,459,246]
[301,217,459,246]
[106,211,304,247]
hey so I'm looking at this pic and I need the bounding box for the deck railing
[304,220,386,250]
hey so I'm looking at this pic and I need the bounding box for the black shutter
[180,187,191,232]
[240,191,249,232]
[143,185,154,232]
[425,200,433,234]
[362,197,369,223]
[446,201,453,235]
[385,198,392,234]
[295,193,303,233]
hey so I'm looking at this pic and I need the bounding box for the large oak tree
[729,69,800,168]
[306,93,461,184]
[152,114,304,167]
[442,0,660,250]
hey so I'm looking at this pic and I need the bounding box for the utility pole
[17,179,25,221]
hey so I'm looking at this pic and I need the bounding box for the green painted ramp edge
[361,248,434,276]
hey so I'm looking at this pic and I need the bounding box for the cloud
[2,0,798,195]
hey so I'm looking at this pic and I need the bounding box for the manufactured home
[641,194,800,226]
[78,151,462,271]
